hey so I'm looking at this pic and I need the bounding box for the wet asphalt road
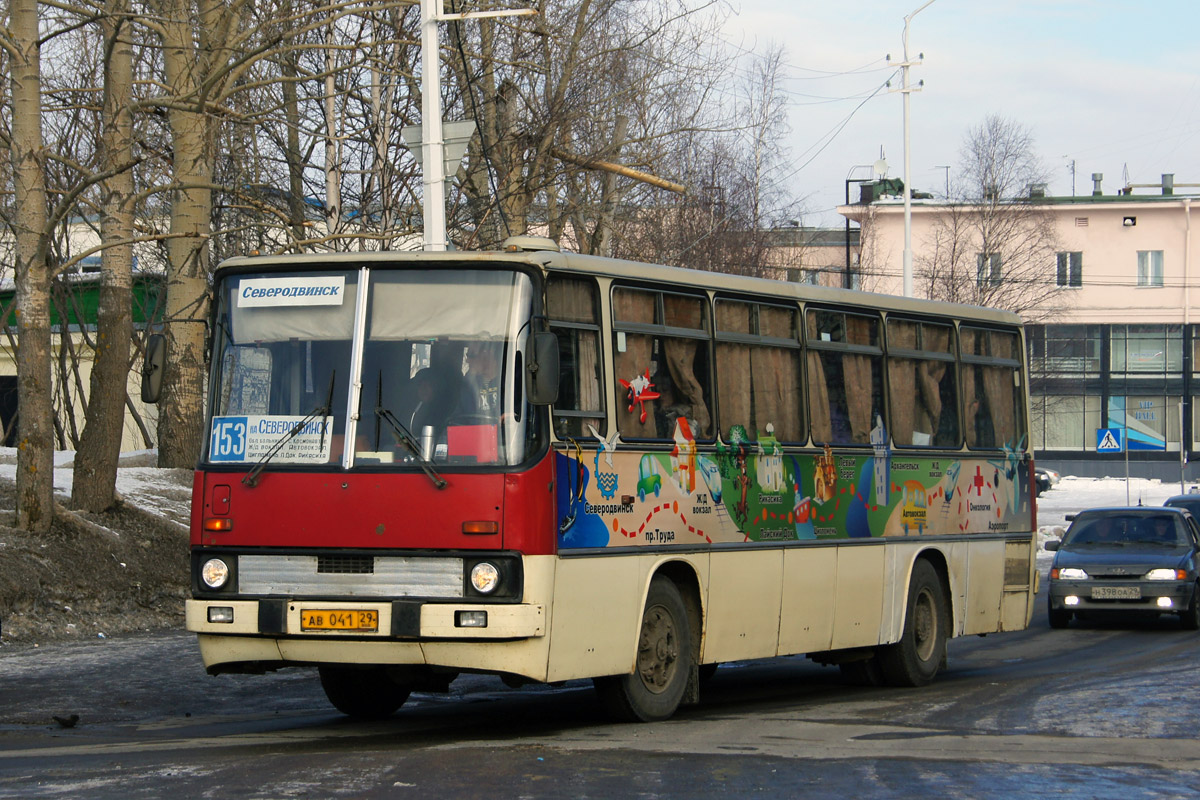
[3,580,1200,800]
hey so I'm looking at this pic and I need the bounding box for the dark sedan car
[1046,507,1200,629]
[1165,494,1200,518]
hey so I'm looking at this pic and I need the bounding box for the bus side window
[612,287,712,441]
[962,327,1024,449]
[887,319,960,447]
[715,300,804,444]
[547,276,605,438]
[806,309,883,446]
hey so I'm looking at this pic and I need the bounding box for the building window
[976,253,1002,286]
[1056,252,1082,288]
[1031,394,1101,451]
[1108,395,1180,452]
[1110,325,1182,374]
[1137,250,1164,287]
[1191,399,1200,450]
[1031,324,1101,375]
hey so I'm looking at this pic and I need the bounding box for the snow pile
[0,448,191,525]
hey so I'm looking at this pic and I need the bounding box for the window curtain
[614,291,658,437]
[716,303,752,439]
[751,346,802,442]
[887,321,919,445]
[844,316,877,443]
[547,278,595,323]
[662,295,711,437]
[807,351,833,443]
[981,364,1016,446]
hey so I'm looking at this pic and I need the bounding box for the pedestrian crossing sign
[1096,428,1123,453]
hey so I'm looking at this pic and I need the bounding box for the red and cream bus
[176,238,1037,721]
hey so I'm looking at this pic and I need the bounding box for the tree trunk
[155,7,215,469]
[72,3,135,512]
[9,0,55,532]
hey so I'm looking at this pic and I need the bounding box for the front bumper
[1048,579,1194,613]
[186,598,545,639]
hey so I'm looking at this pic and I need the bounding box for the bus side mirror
[526,331,559,405]
[141,333,166,404]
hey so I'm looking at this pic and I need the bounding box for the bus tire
[594,576,692,722]
[319,666,411,720]
[877,559,947,688]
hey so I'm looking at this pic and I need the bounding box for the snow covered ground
[0,448,192,525]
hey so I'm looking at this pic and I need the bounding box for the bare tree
[5,0,56,531]
[71,0,136,512]
[914,114,1063,320]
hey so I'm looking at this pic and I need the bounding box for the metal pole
[901,0,935,298]
[420,0,447,252]
[1125,425,1130,505]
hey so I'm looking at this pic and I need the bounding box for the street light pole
[900,0,935,298]
[417,0,536,251]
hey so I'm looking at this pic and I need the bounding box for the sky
[720,0,1200,227]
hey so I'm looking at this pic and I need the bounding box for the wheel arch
[650,559,704,703]
[906,546,954,638]
[652,559,704,654]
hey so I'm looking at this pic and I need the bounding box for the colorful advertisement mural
[556,419,1032,550]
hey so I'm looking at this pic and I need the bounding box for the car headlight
[1053,567,1088,580]
[1146,568,1188,581]
[470,562,501,594]
[201,558,231,589]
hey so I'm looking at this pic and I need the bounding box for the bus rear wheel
[877,559,947,687]
[319,666,411,720]
[595,576,693,722]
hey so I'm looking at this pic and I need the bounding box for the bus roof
[215,248,1024,328]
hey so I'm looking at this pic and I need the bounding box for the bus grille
[318,555,374,574]
[238,555,464,598]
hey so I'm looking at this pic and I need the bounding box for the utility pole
[418,0,536,251]
[894,0,935,298]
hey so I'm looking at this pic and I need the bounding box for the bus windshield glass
[208,266,539,468]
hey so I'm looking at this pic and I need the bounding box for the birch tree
[71,0,136,512]
[6,0,56,531]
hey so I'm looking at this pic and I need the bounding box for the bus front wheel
[595,576,693,722]
[319,666,411,720]
[877,559,947,687]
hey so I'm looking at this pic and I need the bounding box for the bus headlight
[201,558,231,589]
[470,562,501,594]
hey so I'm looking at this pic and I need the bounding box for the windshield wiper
[242,372,335,488]
[374,403,447,489]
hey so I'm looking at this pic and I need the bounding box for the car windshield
[1063,514,1186,547]
[208,266,539,469]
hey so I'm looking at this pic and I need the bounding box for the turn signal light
[462,521,498,535]
[203,518,234,532]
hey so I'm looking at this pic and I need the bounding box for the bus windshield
[208,266,539,469]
